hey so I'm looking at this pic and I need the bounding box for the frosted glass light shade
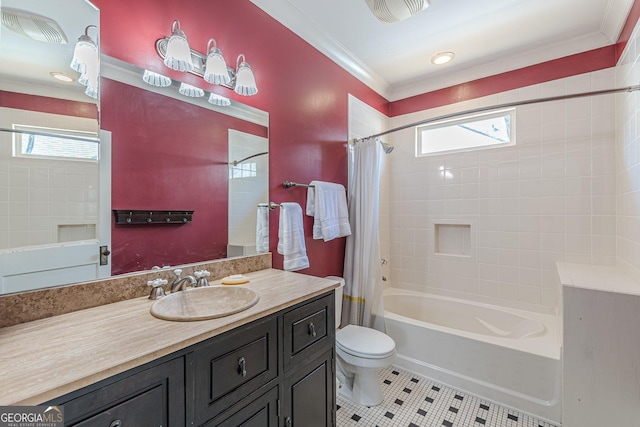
[143,70,172,87]
[77,51,99,100]
[84,82,99,99]
[208,93,231,106]
[70,34,98,74]
[164,20,193,72]
[203,39,231,85]
[178,82,204,98]
[234,54,257,96]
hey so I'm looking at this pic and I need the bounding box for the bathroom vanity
[0,269,338,427]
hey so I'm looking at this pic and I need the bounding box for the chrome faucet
[170,269,196,292]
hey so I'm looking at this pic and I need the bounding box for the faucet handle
[194,270,210,278]
[194,270,211,287]
[147,279,167,300]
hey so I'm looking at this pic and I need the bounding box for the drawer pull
[285,416,292,427]
[109,421,122,427]
[238,357,247,377]
[308,322,317,338]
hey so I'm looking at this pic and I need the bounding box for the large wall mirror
[0,0,269,295]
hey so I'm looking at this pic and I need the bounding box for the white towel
[256,204,269,253]
[306,181,351,241]
[277,202,310,271]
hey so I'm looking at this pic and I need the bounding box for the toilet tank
[325,276,345,329]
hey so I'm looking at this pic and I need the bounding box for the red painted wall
[90,0,638,276]
[616,0,640,61]
[91,0,388,276]
[389,46,617,117]
[101,79,267,274]
[0,90,97,119]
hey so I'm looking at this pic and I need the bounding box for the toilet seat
[336,324,396,359]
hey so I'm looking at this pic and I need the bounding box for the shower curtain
[342,137,385,331]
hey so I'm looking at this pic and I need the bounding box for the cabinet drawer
[203,386,279,427]
[192,316,278,423]
[73,386,163,427]
[51,356,184,426]
[283,293,334,371]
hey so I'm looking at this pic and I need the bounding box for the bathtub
[383,288,561,424]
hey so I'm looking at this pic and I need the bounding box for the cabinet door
[202,386,279,427]
[51,356,184,427]
[283,350,334,427]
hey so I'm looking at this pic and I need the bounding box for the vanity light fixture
[178,82,204,98]
[431,51,455,65]
[203,39,231,85]
[155,20,258,96]
[163,20,193,72]
[70,25,99,99]
[142,70,172,87]
[234,54,258,96]
[208,93,231,106]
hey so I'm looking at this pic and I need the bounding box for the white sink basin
[150,286,259,321]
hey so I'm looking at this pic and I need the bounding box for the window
[13,124,99,161]
[416,108,515,156]
[229,162,257,179]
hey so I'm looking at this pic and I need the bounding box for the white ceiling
[250,0,635,101]
[0,0,98,102]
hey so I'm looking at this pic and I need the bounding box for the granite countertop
[0,269,338,405]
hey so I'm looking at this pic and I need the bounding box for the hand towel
[277,202,310,271]
[306,181,351,241]
[256,204,269,253]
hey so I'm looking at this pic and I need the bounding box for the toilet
[327,276,396,407]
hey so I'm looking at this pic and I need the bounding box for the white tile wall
[0,108,99,250]
[616,20,640,282]
[227,130,269,249]
[384,69,617,313]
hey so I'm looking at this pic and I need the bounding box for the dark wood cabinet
[190,316,278,425]
[46,291,335,427]
[53,356,185,427]
[283,350,335,427]
[202,386,279,427]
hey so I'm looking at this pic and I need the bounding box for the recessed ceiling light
[431,52,455,65]
[50,72,74,82]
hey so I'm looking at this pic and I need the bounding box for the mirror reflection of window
[13,124,99,161]
[0,108,99,250]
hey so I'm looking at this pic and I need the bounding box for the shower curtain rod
[230,151,268,166]
[352,84,640,143]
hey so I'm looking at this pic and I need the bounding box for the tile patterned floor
[337,366,558,427]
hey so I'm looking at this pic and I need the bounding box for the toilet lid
[336,325,396,359]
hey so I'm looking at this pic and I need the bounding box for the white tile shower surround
[337,366,557,427]
[382,68,618,313]
[616,15,640,282]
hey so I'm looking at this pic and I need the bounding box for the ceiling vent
[1,8,67,44]
[365,0,430,23]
